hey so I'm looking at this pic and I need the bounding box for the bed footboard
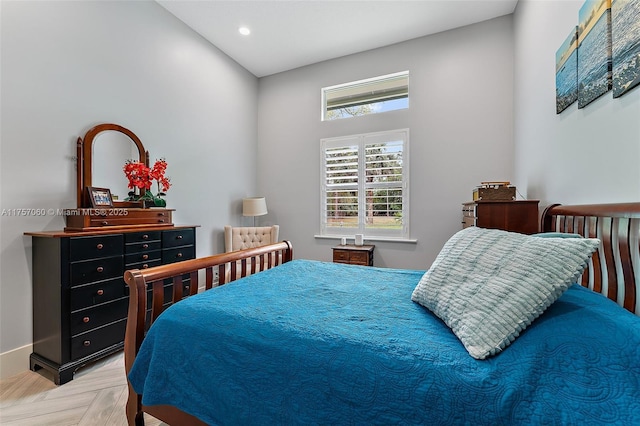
[123,241,293,426]
[541,203,640,315]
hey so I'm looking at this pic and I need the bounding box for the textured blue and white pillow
[411,226,600,360]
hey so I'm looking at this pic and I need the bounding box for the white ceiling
[157,1,518,78]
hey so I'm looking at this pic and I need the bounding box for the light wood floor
[0,352,166,426]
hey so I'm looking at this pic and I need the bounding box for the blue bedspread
[129,260,640,425]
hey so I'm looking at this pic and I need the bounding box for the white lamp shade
[242,197,268,217]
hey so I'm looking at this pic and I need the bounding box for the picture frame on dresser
[86,186,114,208]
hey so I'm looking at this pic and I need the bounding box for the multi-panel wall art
[556,0,638,113]
[612,0,640,97]
[556,27,579,113]
[577,0,612,108]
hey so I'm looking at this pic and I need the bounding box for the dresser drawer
[125,240,161,254]
[69,235,123,262]
[70,277,127,311]
[70,319,127,361]
[89,216,170,227]
[126,258,162,271]
[162,246,195,264]
[70,256,124,286]
[125,231,162,244]
[70,297,128,336]
[125,250,162,265]
[162,228,195,248]
[462,217,476,228]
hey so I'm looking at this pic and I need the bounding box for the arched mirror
[77,123,149,208]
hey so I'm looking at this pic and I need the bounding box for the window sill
[314,235,418,244]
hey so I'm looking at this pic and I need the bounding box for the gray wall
[257,16,515,270]
[513,0,640,204]
[4,0,637,378]
[0,0,258,369]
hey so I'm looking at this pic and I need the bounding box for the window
[322,71,409,121]
[320,129,409,240]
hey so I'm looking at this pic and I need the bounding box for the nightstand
[332,244,375,266]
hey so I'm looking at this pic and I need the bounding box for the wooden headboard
[541,202,640,315]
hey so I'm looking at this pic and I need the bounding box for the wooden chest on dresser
[25,225,197,384]
[462,200,539,234]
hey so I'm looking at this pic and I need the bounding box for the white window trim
[320,128,410,240]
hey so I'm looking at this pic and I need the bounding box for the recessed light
[238,26,251,36]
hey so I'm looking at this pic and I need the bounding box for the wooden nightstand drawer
[333,250,350,262]
[350,251,370,264]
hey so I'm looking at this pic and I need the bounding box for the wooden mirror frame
[77,123,149,208]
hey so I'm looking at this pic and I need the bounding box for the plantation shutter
[323,138,360,230]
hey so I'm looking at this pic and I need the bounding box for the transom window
[320,129,409,239]
[322,71,409,121]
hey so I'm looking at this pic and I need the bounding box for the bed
[123,203,640,425]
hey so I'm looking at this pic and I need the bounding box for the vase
[153,197,166,208]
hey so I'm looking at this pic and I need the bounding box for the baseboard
[0,344,32,380]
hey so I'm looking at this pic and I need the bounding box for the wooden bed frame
[541,202,640,315]
[123,202,640,425]
[124,241,293,426]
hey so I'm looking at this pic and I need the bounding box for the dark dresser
[25,225,197,384]
[462,200,539,234]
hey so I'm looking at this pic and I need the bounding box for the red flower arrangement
[123,158,171,206]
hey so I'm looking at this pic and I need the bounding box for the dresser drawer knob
[142,244,149,249]
[142,254,149,260]
[176,252,183,258]
[142,264,149,269]
[142,234,149,240]
[101,221,108,225]
[83,340,91,347]
[96,266,104,273]
[158,212,165,216]
[176,235,183,240]
[96,243,104,250]
[158,219,165,223]
[96,289,104,296]
[83,316,90,323]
